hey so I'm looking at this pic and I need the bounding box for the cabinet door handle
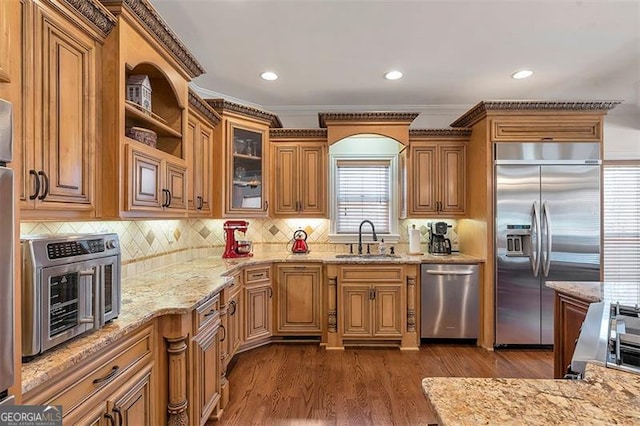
[162,189,168,207]
[104,413,116,426]
[268,287,273,298]
[264,200,269,211]
[37,171,49,200]
[167,190,172,207]
[113,407,123,426]
[220,324,226,342]
[92,365,120,385]
[372,288,376,299]
[229,300,237,316]
[29,170,40,200]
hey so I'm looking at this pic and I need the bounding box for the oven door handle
[79,268,99,327]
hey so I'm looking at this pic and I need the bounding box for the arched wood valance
[318,112,419,146]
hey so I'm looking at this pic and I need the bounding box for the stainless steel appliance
[572,299,640,377]
[495,143,601,346]
[428,221,452,255]
[421,264,479,338]
[21,233,121,358]
[0,99,15,405]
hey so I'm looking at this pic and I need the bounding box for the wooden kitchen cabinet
[336,265,405,342]
[554,291,590,378]
[275,264,323,335]
[126,144,187,213]
[100,0,205,218]
[187,91,220,216]
[242,266,273,349]
[192,294,223,424]
[20,0,115,220]
[270,133,327,217]
[407,139,467,217]
[22,323,156,425]
[490,116,603,142]
[208,99,281,217]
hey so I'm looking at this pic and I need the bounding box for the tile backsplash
[21,218,458,277]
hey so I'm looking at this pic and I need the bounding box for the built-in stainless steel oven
[21,233,121,358]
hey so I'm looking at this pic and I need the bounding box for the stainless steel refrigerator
[495,142,601,346]
[0,99,14,405]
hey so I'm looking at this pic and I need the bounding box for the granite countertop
[21,250,484,394]
[546,281,640,306]
[423,363,640,425]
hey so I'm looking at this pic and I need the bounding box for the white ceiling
[149,0,640,125]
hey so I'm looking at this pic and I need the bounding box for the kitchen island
[423,280,640,425]
[422,363,640,425]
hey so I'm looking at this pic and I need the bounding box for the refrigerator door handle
[531,201,541,277]
[542,201,552,277]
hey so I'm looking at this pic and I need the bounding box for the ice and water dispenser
[505,224,532,257]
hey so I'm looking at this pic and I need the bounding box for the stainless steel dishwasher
[421,264,479,339]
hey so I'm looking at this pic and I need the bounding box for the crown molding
[101,0,205,78]
[188,89,221,126]
[189,83,264,110]
[451,100,623,128]
[206,99,282,128]
[318,112,420,128]
[269,129,328,139]
[409,128,472,138]
[65,0,117,37]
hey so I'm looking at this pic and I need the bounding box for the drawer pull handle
[204,309,217,318]
[93,365,120,385]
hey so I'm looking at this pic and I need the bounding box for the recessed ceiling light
[512,70,534,80]
[260,71,278,81]
[384,70,403,80]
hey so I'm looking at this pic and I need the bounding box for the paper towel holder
[407,224,424,255]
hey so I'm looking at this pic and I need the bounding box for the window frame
[328,153,400,243]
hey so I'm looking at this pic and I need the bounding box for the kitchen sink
[334,254,401,259]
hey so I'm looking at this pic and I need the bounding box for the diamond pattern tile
[145,230,155,246]
[269,225,279,236]
[199,226,211,239]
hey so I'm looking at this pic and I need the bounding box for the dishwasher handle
[424,270,476,276]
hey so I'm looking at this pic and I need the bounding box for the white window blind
[335,160,391,234]
[603,164,640,282]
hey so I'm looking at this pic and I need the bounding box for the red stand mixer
[223,220,253,258]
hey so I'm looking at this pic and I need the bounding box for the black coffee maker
[428,221,452,255]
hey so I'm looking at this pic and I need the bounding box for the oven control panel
[47,239,105,260]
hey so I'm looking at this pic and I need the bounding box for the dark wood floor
[213,342,553,426]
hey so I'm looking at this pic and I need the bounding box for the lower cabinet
[274,264,322,335]
[341,283,402,338]
[242,266,273,349]
[191,294,223,425]
[554,291,590,378]
[22,323,156,425]
[331,264,413,347]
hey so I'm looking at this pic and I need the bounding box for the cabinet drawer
[194,293,220,334]
[244,266,270,284]
[24,323,154,412]
[339,266,403,282]
[491,118,602,142]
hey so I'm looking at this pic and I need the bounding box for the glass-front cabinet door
[228,124,267,214]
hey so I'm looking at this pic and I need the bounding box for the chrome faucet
[358,220,378,255]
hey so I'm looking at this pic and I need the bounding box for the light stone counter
[546,280,640,306]
[22,250,484,394]
[423,363,640,425]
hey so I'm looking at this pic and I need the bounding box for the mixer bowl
[236,240,252,254]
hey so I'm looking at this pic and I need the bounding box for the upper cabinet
[187,91,220,217]
[407,130,470,217]
[0,0,15,83]
[207,99,281,217]
[20,0,116,220]
[269,129,328,218]
[99,0,205,219]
